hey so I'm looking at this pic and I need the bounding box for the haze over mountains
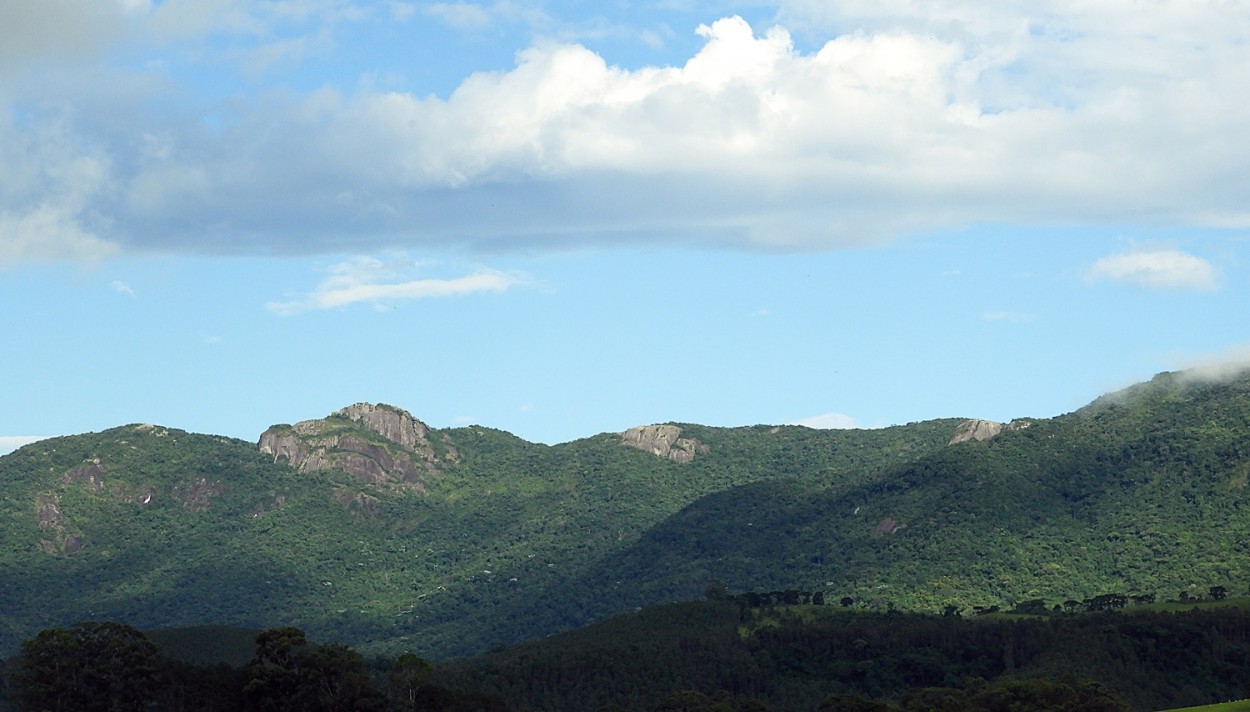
[2,367,1248,660]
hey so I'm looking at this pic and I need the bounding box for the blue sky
[2,0,1248,453]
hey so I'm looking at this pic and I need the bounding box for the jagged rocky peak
[620,424,709,463]
[948,419,1004,445]
[332,403,431,451]
[259,404,453,490]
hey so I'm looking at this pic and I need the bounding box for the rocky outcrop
[62,461,105,492]
[620,424,708,463]
[177,477,226,512]
[948,419,1004,444]
[334,403,430,452]
[36,494,83,555]
[259,403,451,490]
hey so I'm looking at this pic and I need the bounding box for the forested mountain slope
[0,405,960,657]
[2,369,1246,658]
[579,370,1250,614]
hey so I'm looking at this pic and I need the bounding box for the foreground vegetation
[8,597,1250,711]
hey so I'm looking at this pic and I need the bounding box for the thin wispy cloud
[0,435,52,456]
[111,280,136,297]
[1086,249,1219,291]
[267,255,527,315]
[423,2,494,30]
[982,310,1033,323]
[791,412,860,430]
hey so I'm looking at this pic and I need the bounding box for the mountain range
[2,368,1248,659]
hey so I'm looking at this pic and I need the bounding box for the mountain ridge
[2,366,1248,658]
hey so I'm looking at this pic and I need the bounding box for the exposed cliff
[948,418,1035,445]
[620,424,708,463]
[258,403,455,490]
[948,419,1004,444]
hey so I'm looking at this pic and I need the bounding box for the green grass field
[1161,700,1250,712]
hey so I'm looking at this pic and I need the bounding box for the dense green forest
[434,596,1250,712]
[5,599,1250,711]
[537,370,1250,620]
[1,367,1249,668]
[0,410,960,657]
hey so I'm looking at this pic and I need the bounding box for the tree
[819,693,899,711]
[243,627,309,712]
[1010,599,1049,616]
[704,579,729,601]
[969,677,1131,712]
[243,627,384,712]
[387,652,432,710]
[8,621,160,712]
[1210,585,1228,601]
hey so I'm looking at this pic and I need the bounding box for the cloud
[388,2,416,22]
[0,435,52,456]
[0,116,120,267]
[982,310,1033,323]
[5,8,1250,262]
[267,254,527,315]
[1173,343,1250,383]
[0,1,132,73]
[423,3,494,30]
[1086,249,1219,291]
[0,205,120,267]
[420,1,552,33]
[791,412,860,430]
[111,280,136,297]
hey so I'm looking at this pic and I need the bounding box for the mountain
[566,369,1250,614]
[0,403,959,657]
[2,368,1247,659]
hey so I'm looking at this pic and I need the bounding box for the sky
[2,0,1249,454]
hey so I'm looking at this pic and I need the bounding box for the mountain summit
[258,403,457,490]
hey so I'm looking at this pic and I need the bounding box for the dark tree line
[0,622,502,712]
[8,601,1250,712]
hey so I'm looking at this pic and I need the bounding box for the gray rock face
[948,419,1004,444]
[333,403,431,452]
[259,403,450,490]
[620,424,709,463]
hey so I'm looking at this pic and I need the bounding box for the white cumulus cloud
[1086,249,1219,291]
[4,8,1250,261]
